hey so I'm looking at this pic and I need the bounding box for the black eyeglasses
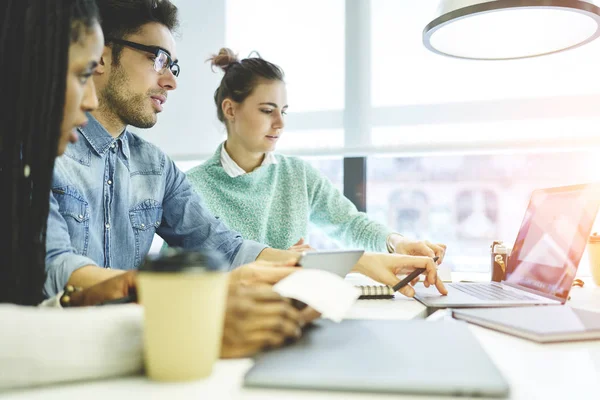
[107,38,180,77]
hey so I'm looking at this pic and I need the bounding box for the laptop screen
[505,184,600,301]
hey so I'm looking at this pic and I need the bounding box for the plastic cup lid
[140,249,228,273]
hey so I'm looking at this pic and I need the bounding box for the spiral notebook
[357,285,395,299]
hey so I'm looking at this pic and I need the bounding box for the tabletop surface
[3,274,600,400]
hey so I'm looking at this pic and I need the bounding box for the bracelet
[59,285,83,308]
[385,233,403,253]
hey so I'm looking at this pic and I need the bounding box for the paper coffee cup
[588,233,600,286]
[137,250,229,381]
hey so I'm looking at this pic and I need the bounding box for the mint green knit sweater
[185,144,390,252]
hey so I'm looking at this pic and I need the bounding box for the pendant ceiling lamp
[423,0,600,60]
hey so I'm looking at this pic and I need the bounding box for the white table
[4,275,600,400]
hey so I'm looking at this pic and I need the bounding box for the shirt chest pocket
[52,187,90,255]
[129,201,163,267]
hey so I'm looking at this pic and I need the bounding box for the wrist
[257,248,300,263]
[351,252,374,275]
[68,265,118,290]
[386,233,404,253]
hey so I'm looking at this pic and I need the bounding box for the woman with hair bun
[184,48,448,297]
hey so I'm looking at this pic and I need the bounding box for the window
[276,130,344,153]
[226,0,345,113]
[371,120,600,150]
[367,150,600,274]
[372,0,600,107]
[369,1,600,156]
[304,157,344,250]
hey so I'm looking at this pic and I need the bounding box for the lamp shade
[423,0,600,60]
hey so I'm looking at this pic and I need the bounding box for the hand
[389,234,447,264]
[299,306,321,324]
[221,284,306,358]
[353,253,447,297]
[288,238,316,253]
[229,259,301,286]
[70,270,136,306]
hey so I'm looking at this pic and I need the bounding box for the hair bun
[209,48,240,73]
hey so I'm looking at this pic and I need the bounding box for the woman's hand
[221,284,306,358]
[353,253,447,297]
[288,238,316,253]
[388,234,446,264]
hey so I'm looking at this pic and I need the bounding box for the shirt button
[110,143,116,148]
[105,223,110,229]
[140,223,145,228]
[78,214,84,220]
[107,180,112,185]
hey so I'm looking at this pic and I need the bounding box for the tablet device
[298,249,364,277]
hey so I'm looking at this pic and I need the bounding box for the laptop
[244,319,510,397]
[415,183,600,308]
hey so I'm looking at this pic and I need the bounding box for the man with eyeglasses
[42,0,323,359]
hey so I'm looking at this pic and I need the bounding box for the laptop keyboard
[448,283,538,301]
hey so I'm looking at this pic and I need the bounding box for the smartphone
[298,249,365,277]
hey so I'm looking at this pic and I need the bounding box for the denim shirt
[44,114,266,296]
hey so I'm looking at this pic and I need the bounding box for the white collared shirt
[220,142,278,178]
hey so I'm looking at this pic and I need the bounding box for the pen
[392,256,439,292]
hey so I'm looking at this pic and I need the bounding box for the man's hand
[288,238,316,253]
[353,253,448,297]
[221,284,307,358]
[70,270,137,306]
[229,259,301,286]
[388,234,446,263]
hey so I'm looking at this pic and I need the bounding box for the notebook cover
[452,306,600,343]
